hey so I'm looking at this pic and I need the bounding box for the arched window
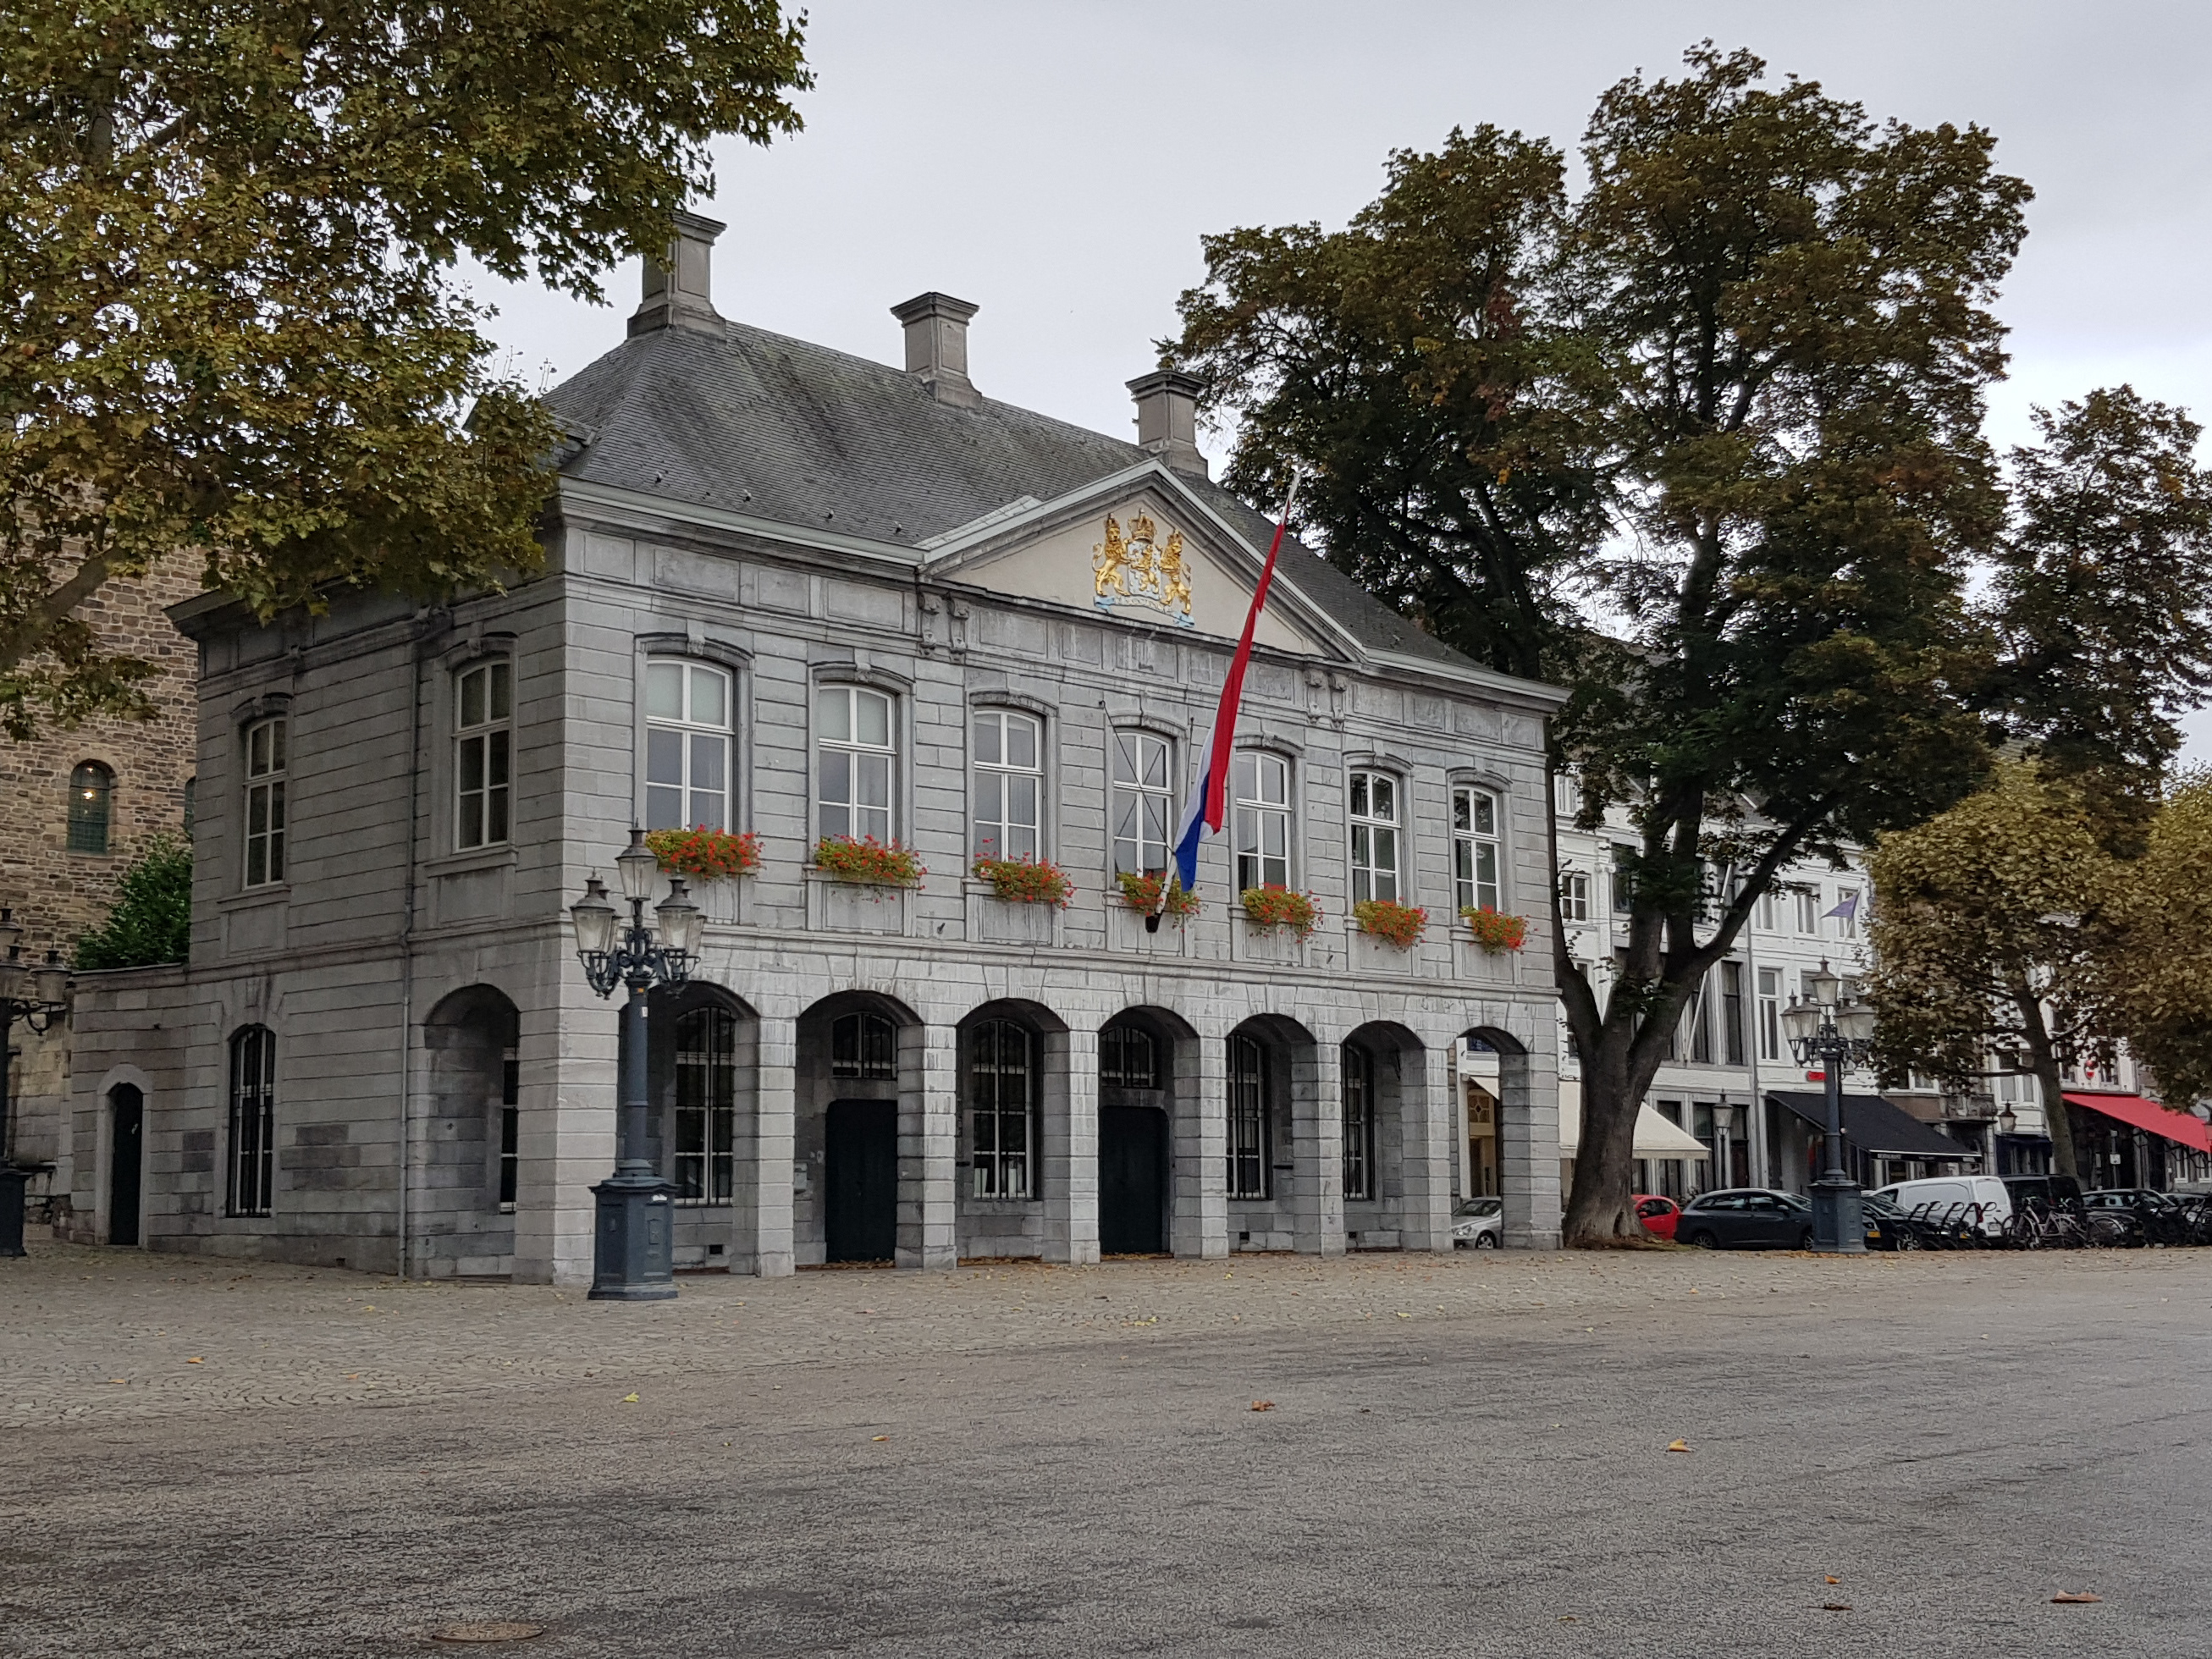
[817,684,896,843]
[1453,785,1502,913]
[1232,752,1291,891]
[968,1020,1034,1199]
[830,1011,896,1080]
[1341,1043,1375,1200]
[971,708,1041,860]
[243,718,287,887]
[646,660,731,831]
[227,1027,277,1217]
[1227,1034,1271,1199]
[68,762,113,854]
[455,660,513,850]
[671,1002,736,1205]
[1348,770,1401,904]
[1099,1024,1159,1089]
[1110,730,1173,878]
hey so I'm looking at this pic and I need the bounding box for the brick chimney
[891,292,981,406]
[1128,371,1209,478]
[629,210,726,338]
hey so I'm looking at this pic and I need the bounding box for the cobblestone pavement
[4,1240,2209,1656]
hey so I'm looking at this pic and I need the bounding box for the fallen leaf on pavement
[1823,1602,1851,1612]
[2051,1593,2102,1604]
[185,1358,203,1364]
[871,1436,890,1442]
[1249,1401,1275,1412]
[1666,1439,1691,1453]
[619,1392,639,1404]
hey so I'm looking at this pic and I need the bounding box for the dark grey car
[1674,1188,1816,1250]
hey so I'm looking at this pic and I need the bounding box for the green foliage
[2099,771,2212,1105]
[75,835,192,969]
[0,0,810,734]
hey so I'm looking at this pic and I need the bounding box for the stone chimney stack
[629,210,726,338]
[1128,371,1210,478]
[891,292,981,406]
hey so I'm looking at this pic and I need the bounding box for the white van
[1873,1175,2012,1236]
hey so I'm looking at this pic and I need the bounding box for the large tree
[1172,45,2028,1241]
[2097,770,2212,1109]
[1,0,809,736]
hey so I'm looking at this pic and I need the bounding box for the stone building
[1,556,199,1221]
[61,216,1566,1281]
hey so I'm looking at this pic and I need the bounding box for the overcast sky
[469,0,2212,761]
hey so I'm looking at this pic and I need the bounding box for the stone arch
[794,989,925,1268]
[645,978,761,1271]
[1224,1012,1320,1254]
[418,984,521,1277]
[1454,1022,1555,1249]
[955,997,1069,1262]
[1340,1020,1426,1250]
[1097,1006,1196,1258]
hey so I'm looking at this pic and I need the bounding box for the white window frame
[816,684,896,844]
[455,659,513,851]
[1757,967,1783,1062]
[971,708,1043,861]
[1833,886,1860,940]
[1110,729,1174,879]
[1559,869,1591,923]
[1796,887,1819,935]
[1233,750,1292,891]
[1453,785,1503,913]
[1348,770,1403,905]
[243,717,287,889]
[645,659,732,833]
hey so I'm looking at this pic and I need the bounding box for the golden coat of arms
[1093,511,1194,627]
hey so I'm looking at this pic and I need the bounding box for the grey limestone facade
[61,216,1565,1284]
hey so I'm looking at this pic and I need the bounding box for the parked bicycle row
[1627,1175,2212,1252]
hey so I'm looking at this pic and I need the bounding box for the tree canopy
[74,833,192,969]
[2097,771,2212,1108]
[1,0,810,736]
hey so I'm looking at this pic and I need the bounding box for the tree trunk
[2011,986,2079,1182]
[1561,1027,1671,1243]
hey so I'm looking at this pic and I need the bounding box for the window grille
[1454,787,1503,912]
[1110,730,1173,877]
[1348,771,1401,904]
[817,686,896,843]
[645,661,731,832]
[455,661,513,850]
[1227,1034,1271,1199]
[671,1004,736,1205]
[968,1020,1034,1199]
[971,708,1042,859]
[243,718,287,887]
[830,1011,897,1080]
[227,1027,276,1217]
[68,762,113,854]
[498,1047,520,1211]
[1341,1042,1374,1200]
[1099,1025,1160,1089]
[1232,752,1290,891]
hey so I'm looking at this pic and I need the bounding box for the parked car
[1872,1176,2013,1238]
[1634,1194,1681,1241]
[2081,1188,2193,1245]
[1675,1188,1816,1250]
[1859,1191,1926,1251]
[1450,1195,1503,1248]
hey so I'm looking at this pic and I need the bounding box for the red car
[1634,1194,1681,1241]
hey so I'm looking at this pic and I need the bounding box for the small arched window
[68,762,113,854]
[671,1002,736,1205]
[228,1026,277,1217]
[830,1011,897,1080]
[645,660,732,832]
[968,1020,1034,1199]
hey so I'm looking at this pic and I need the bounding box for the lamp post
[569,831,703,1301]
[0,909,73,1258]
[1780,958,1878,1254]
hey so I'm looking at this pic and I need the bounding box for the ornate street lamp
[1783,957,1878,1254]
[0,908,72,1259]
[568,831,703,1301]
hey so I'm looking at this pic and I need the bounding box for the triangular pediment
[919,465,1355,660]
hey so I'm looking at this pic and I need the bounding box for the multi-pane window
[1757,967,1783,1061]
[455,661,512,850]
[1454,787,1502,913]
[1554,769,1581,818]
[1757,889,1781,932]
[68,762,113,853]
[498,1047,520,1211]
[1559,870,1591,923]
[671,1004,736,1206]
[1349,771,1402,904]
[1227,1034,1271,1199]
[817,686,895,843]
[1610,846,1636,915]
[971,708,1042,860]
[1796,887,1819,934]
[968,1020,1034,1199]
[830,1011,896,1080]
[1720,962,1746,1067]
[227,1026,276,1217]
[1100,1025,1160,1089]
[645,661,731,832]
[1110,730,1173,878]
[1833,887,1860,939]
[1341,1042,1374,1201]
[243,718,287,888]
[1232,752,1291,891]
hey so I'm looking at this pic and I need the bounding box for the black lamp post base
[1810,1176,1867,1254]
[587,1175,679,1300]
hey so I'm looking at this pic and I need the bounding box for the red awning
[2064,1092,2212,1155]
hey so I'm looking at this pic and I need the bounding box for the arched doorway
[108,1084,144,1247]
[421,984,521,1277]
[1098,1012,1172,1255]
[956,998,1068,1262]
[1339,1022,1424,1250]
[1224,1014,1317,1253]
[646,982,759,1271]
[796,992,918,1265]
[1453,1023,1556,1249]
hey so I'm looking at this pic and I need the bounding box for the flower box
[1241,885,1321,939]
[812,835,924,887]
[1462,906,1528,952]
[971,854,1073,907]
[1352,898,1428,949]
[646,827,761,882]
[1115,870,1200,921]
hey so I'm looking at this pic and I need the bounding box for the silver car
[1449,1195,1503,1248]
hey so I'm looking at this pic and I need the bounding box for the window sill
[218,885,290,911]
[423,844,518,876]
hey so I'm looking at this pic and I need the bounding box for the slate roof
[544,319,1465,667]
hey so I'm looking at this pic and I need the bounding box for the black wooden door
[1099,1105,1167,1255]
[825,1100,897,1263]
[109,1085,144,1248]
